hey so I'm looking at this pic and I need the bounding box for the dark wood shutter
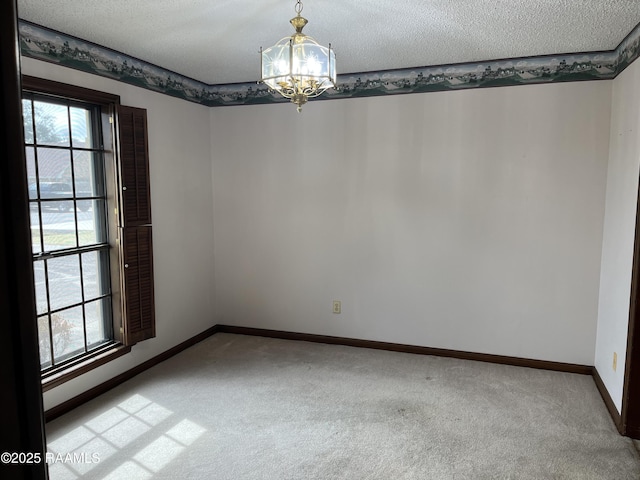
[117,105,152,226]
[117,105,155,346]
[121,226,155,344]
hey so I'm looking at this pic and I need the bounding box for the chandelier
[260,0,336,112]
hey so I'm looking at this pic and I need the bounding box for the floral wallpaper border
[19,19,640,107]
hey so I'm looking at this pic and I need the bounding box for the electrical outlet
[613,352,618,372]
[332,300,341,314]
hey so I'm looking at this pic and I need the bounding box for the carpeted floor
[46,333,640,479]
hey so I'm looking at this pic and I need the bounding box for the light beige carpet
[46,333,640,479]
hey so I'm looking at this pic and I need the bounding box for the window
[22,76,156,388]
[24,92,113,371]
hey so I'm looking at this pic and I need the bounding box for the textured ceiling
[16,0,640,85]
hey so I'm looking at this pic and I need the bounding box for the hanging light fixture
[260,0,336,112]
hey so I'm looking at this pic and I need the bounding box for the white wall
[22,54,620,409]
[21,57,216,410]
[211,81,611,365]
[595,59,640,413]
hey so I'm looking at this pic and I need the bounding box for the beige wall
[210,81,611,365]
[595,59,640,413]
[22,57,216,410]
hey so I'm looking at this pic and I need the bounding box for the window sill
[41,344,131,392]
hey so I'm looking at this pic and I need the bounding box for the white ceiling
[16,0,640,85]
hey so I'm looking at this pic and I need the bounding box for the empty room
[3,1,640,479]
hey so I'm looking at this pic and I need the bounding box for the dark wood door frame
[621,167,640,439]
[0,0,48,478]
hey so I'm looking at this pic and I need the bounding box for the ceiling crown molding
[18,19,640,108]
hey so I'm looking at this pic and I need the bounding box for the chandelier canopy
[260,0,336,112]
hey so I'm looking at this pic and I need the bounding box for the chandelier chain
[295,0,303,15]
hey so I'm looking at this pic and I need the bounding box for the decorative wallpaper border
[18,19,640,108]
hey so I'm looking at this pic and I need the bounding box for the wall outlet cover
[333,301,341,314]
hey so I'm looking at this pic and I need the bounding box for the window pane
[53,200,75,213]
[37,315,52,368]
[70,106,93,149]
[33,261,48,315]
[36,148,72,190]
[86,298,111,347]
[26,147,37,198]
[42,210,77,251]
[23,99,34,144]
[51,307,85,363]
[40,199,73,214]
[78,200,106,246]
[30,203,42,254]
[48,255,82,311]
[31,222,42,254]
[74,151,104,197]
[34,100,69,146]
[82,250,110,300]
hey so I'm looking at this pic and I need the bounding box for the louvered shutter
[118,105,152,226]
[121,226,155,344]
[117,105,155,346]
